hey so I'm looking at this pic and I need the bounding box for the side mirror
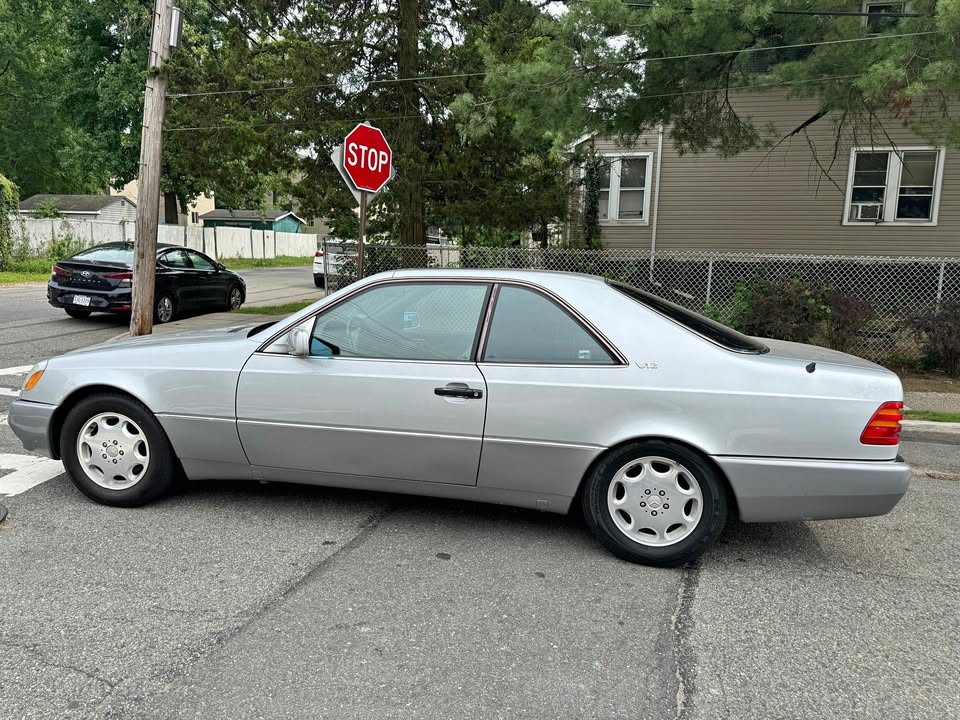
[288,327,310,356]
[216,262,225,272]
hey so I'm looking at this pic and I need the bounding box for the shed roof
[19,194,135,213]
[200,209,305,224]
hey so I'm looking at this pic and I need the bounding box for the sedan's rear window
[70,245,134,265]
[608,281,769,354]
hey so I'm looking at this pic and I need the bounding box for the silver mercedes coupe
[9,269,911,566]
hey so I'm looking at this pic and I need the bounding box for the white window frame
[598,152,654,226]
[862,1,909,34]
[842,146,945,227]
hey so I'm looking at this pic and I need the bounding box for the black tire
[313,274,325,288]
[226,284,244,311]
[65,308,92,319]
[154,292,175,324]
[581,440,727,567]
[60,393,177,507]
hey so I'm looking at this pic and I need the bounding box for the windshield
[69,244,135,266]
[608,280,769,354]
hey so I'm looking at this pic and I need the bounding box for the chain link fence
[323,240,960,363]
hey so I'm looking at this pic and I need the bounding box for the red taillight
[860,401,904,445]
[315,251,324,258]
[103,271,132,280]
[51,264,67,277]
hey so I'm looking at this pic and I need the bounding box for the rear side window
[71,245,134,265]
[482,285,616,365]
[608,281,768,354]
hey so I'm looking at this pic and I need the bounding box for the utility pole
[130,0,175,336]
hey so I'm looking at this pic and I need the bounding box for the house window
[845,147,943,225]
[190,211,198,224]
[863,2,907,34]
[598,154,653,224]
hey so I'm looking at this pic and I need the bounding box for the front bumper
[8,399,58,458]
[715,455,911,522]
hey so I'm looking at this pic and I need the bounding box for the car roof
[78,241,186,253]
[388,267,607,289]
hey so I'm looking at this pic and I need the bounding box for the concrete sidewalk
[905,391,960,414]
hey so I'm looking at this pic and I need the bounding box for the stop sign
[342,123,392,193]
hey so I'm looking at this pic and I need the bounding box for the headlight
[22,361,48,392]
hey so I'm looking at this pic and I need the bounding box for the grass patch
[222,256,313,269]
[904,410,960,423]
[235,300,315,315]
[0,271,49,284]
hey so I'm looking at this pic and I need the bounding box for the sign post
[336,123,393,280]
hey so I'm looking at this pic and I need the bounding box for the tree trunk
[163,192,180,225]
[397,0,425,253]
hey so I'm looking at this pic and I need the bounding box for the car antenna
[805,362,816,373]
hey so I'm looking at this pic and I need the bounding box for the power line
[206,0,260,47]
[614,2,931,18]
[168,30,938,100]
[164,74,865,133]
[610,30,940,67]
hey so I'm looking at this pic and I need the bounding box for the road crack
[0,638,116,689]
[670,562,700,720]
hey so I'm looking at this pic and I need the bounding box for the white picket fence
[14,217,318,260]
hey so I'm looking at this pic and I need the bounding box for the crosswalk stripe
[0,365,34,376]
[0,453,64,496]
[0,388,19,397]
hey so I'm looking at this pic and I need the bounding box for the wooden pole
[130,0,174,336]
[357,190,367,280]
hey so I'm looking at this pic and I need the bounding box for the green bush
[0,174,19,270]
[724,277,831,344]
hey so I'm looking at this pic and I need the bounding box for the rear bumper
[715,455,911,522]
[48,283,132,312]
[8,399,58,458]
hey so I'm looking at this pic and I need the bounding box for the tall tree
[454,0,960,155]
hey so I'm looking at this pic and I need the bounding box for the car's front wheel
[60,393,177,507]
[227,284,243,311]
[581,440,727,567]
[65,308,91,319]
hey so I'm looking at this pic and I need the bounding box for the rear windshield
[70,245,134,265]
[608,281,769,354]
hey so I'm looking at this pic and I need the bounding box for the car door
[184,249,227,306]
[236,280,491,486]
[157,249,194,307]
[474,283,626,499]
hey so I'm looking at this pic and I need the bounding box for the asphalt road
[0,274,957,719]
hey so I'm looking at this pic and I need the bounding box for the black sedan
[48,242,246,323]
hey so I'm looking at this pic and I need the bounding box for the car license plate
[72,295,91,307]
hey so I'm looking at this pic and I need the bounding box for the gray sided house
[570,91,958,256]
[19,194,137,223]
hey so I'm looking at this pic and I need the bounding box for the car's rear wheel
[154,293,175,324]
[65,308,91,319]
[227,284,243,311]
[581,440,727,567]
[313,274,325,288]
[60,393,177,507]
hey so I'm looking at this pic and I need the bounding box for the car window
[482,285,616,365]
[70,245,134,265]
[608,281,769,354]
[311,282,490,361]
[160,249,190,268]
[186,250,216,271]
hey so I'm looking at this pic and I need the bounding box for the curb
[902,419,960,435]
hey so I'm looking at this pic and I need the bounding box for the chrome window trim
[256,277,493,361]
[476,282,627,367]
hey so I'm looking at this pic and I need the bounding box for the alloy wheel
[606,455,704,547]
[76,412,150,490]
